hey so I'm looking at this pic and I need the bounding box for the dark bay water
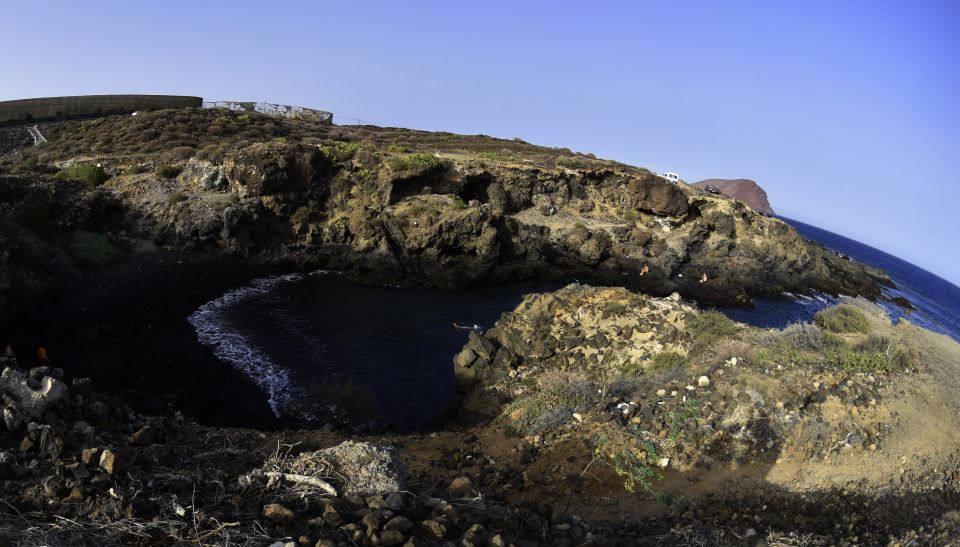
[188,274,560,429]
[189,218,960,428]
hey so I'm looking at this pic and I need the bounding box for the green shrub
[648,351,686,374]
[854,333,893,354]
[155,164,182,179]
[815,304,871,334]
[781,322,825,351]
[166,191,188,206]
[450,197,466,210]
[556,155,594,169]
[669,398,702,442]
[847,333,918,370]
[594,429,663,497]
[687,311,740,345]
[479,151,516,162]
[21,154,39,171]
[320,141,363,162]
[167,146,196,160]
[15,202,54,238]
[387,153,447,176]
[504,371,594,436]
[69,231,122,270]
[56,164,109,187]
[622,209,637,222]
[831,348,897,372]
[291,206,311,224]
[387,144,411,154]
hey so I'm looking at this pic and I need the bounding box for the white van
[659,172,680,183]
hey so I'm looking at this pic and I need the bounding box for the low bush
[831,348,898,372]
[387,153,447,176]
[69,231,122,270]
[594,428,664,497]
[449,197,466,210]
[167,146,196,160]
[556,155,595,170]
[155,164,182,179]
[781,322,826,351]
[291,206,311,224]
[166,191,188,206]
[815,304,871,334]
[504,371,594,436]
[712,340,754,362]
[55,164,109,187]
[854,333,894,354]
[320,141,362,163]
[479,150,516,162]
[648,351,686,374]
[687,311,740,345]
[21,154,39,171]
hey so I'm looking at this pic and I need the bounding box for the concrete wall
[0,95,203,124]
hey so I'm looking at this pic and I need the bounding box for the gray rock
[0,367,68,417]
[39,428,63,459]
[462,523,489,546]
[0,451,14,479]
[179,159,228,192]
[383,515,414,533]
[315,441,407,496]
[263,503,295,524]
[67,462,90,480]
[99,449,119,475]
[383,491,405,511]
[2,406,22,431]
[448,476,473,497]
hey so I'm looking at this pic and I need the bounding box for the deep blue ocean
[189,218,960,428]
[720,217,960,343]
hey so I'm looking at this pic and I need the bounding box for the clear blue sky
[3,1,958,285]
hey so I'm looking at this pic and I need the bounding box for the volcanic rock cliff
[0,109,888,324]
[693,178,775,215]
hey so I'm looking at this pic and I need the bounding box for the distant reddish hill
[692,178,775,214]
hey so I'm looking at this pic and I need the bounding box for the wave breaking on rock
[187,273,306,416]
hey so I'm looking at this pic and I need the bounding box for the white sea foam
[187,273,307,416]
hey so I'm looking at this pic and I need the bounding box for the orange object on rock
[37,346,49,365]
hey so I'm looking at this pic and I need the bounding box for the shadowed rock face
[693,178,775,215]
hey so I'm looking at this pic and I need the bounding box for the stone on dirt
[315,440,407,496]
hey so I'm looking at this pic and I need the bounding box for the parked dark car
[704,185,722,194]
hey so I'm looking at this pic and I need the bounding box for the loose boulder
[0,367,68,418]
